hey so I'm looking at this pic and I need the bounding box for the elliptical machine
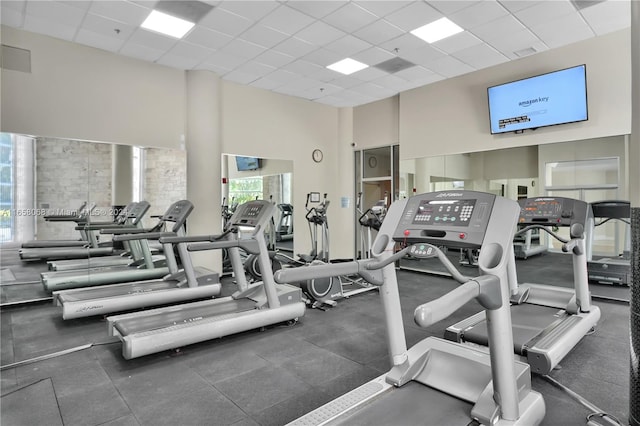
[357,192,388,260]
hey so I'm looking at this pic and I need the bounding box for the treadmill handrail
[515,224,570,243]
[112,231,175,242]
[414,275,501,328]
[187,239,260,254]
[160,228,236,245]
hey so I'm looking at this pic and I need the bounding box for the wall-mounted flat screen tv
[488,64,588,134]
[235,156,261,171]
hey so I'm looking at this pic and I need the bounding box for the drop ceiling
[0,0,631,107]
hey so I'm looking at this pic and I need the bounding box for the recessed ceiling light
[326,58,368,75]
[141,10,195,39]
[410,17,463,44]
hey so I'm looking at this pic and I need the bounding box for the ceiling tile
[88,0,150,26]
[128,27,178,51]
[221,38,266,59]
[198,7,253,37]
[394,65,438,81]
[351,46,396,66]
[75,29,126,52]
[324,34,372,57]
[452,43,509,69]
[285,1,346,19]
[486,29,547,59]
[370,74,412,92]
[233,60,277,78]
[322,2,379,33]
[330,75,362,89]
[250,78,285,91]
[272,37,317,57]
[530,13,594,48]
[184,26,232,50]
[156,52,203,69]
[395,44,446,67]
[350,82,397,98]
[424,55,475,78]
[449,0,510,29]
[514,0,576,28]
[119,42,165,62]
[378,33,429,55]
[294,21,347,46]
[354,1,412,18]
[303,48,344,67]
[23,15,77,41]
[432,31,482,54]
[195,60,232,75]
[314,95,353,107]
[81,13,136,39]
[384,2,442,32]
[470,14,526,43]
[26,1,86,27]
[253,49,295,68]
[352,19,405,45]
[284,76,324,92]
[224,70,260,85]
[260,4,316,35]
[204,50,248,70]
[580,0,631,35]
[166,40,214,60]
[217,1,280,21]
[427,1,481,15]
[239,24,289,48]
[281,59,324,76]
[308,67,343,82]
[58,1,92,11]
[350,66,389,82]
[263,68,299,85]
[498,1,539,13]
[1,5,24,27]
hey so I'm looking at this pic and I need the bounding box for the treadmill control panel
[230,200,274,228]
[163,200,195,232]
[518,197,589,227]
[393,191,496,249]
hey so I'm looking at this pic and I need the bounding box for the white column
[185,70,222,270]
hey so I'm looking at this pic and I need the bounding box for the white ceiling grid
[0,0,631,107]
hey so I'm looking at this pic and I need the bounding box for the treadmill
[513,227,547,259]
[51,202,220,320]
[46,201,158,271]
[273,191,545,426]
[106,199,306,360]
[446,196,601,375]
[19,201,115,261]
[21,201,94,248]
[587,200,631,286]
[41,201,191,292]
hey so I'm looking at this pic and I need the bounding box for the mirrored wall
[397,135,630,301]
[0,133,187,245]
[222,154,293,253]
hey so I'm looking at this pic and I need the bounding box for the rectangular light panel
[141,10,195,39]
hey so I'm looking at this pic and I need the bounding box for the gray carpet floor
[0,247,631,426]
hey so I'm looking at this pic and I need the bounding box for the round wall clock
[368,156,378,168]
[312,149,323,163]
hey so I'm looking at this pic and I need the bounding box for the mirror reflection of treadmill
[586,200,631,287]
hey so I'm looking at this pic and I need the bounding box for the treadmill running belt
[462,303,566,354]
[57,281,180,302]
[332,382,472,426]
[114,298,256,336]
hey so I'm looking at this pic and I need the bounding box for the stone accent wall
[35,138,112,240]
[143,148,187,222]
[630,206,640,426]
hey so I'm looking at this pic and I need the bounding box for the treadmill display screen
[520,198,562,220]
[243,203,263,218]
[412,199,476,227]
